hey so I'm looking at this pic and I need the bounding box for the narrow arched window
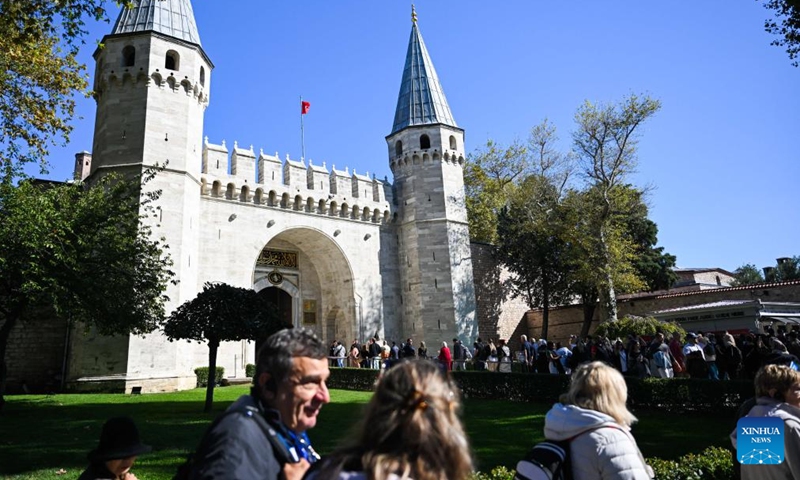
[395,141,402,157]
[449,135,457,150]
[122,46,135,67]
[165,50,180,71]
[420,134,430,149]
[199,66,205,86]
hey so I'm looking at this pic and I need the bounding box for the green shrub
[327,367,380,391]
[471,466,514,480]
[245,363,255,378]
[327,364,752,415]
[194,366,225,388]
[453,370,571,403]
[594,315,685,340]
[626,376,751,414]
[472,447,733,480]
[648,446,734,480]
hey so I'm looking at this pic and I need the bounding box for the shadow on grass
[0,388,374,479]
[1,389,737,478]
[1,397,231,476]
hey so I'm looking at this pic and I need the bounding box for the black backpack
[515,438,574,480]
[514,426,618,480]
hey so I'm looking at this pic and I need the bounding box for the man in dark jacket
[401,338,416,358]
[189,328,330,480]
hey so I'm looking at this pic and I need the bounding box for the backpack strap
[234,404,298,464]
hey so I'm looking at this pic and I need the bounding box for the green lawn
[0,386,735,479]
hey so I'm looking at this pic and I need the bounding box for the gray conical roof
[391,20,457,135]
[112,0,201,46]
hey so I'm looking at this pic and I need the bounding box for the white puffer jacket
[544,403,653,480]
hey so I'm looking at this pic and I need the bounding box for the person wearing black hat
[79,416,151,480]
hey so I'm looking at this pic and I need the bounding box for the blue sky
[44,1,798,273]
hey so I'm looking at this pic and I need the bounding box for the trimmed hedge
[649,446,734,480]
[194,366,225,388]
[326,367,381,391]
[327,367,753,415]
[245,363,255,378]
[469,447,734,480]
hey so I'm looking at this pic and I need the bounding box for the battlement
[389,149,465,175]
[93,65,210,107]
[200,138,395,224]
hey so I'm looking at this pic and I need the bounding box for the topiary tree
[163,282,285,412]
[593,314,684,340]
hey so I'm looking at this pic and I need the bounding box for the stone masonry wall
[523,280,800,344]
[470,242,529,346]
[4,308,67,393]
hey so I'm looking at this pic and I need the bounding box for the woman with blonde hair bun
[542,361,653,479]
[308,359,473,480]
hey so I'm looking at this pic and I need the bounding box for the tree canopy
[496,175,573,340]
[0,172,174,410]
[466,96,672,338]
[762,0,800,66]
[163,282,285,412]
[571,94,661,322]
[0,0,118,181]
[593,315,685,340]
[731,256,800,286]
[464,139,527,244]
[731,263,766,286]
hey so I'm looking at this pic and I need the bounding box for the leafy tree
[730,263,766,286]
[163,283,285,412]
[464,120,572,244]
[593,315,685,340]
[561,187,646,336]
[464,139,527,244]
[0,1,123,181]
[732,257,800,286]
[496,175,573,340]
[572,94,661,322]
[765,256,800,282]
[0,172,173,411]
[618,187,678,292]
[762,0,800,67]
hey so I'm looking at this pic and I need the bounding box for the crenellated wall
[200,139,396,224]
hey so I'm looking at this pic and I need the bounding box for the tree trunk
[0,314,20,414]
[541,283,550,340]
[580,298,597,338]
[598,226,618,321]
[204,341,219,413]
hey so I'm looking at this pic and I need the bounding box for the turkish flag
[301,101,311,115]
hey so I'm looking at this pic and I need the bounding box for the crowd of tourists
[520,329,800,380]
[77,327,800,480]
[325,328,800,382]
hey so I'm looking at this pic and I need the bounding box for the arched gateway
[252,228,357,344]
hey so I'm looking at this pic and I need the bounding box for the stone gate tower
[59,2,479,393]
[72,0,212,390]
[386,9,477,344]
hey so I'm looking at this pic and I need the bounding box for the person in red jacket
[438,341,452,371]
[669,331,686,375]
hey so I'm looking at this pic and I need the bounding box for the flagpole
[300,95,306,160]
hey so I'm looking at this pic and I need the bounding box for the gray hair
[254,328,327,383]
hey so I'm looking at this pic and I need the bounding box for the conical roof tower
[385,6,476,353]
[391,6,457,135]
[112,0,202,45]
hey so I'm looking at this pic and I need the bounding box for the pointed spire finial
[411,4,417,24]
